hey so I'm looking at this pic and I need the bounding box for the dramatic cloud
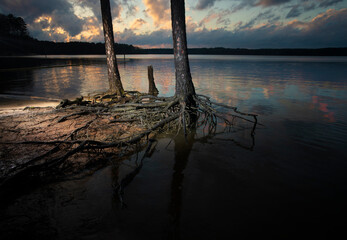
[0,0,68,20]
[143,0,170,28]
[115,28,172,47]
[228,0,344,19]
[1,0,346,47]
[130,18,147,30]
[70,0,122,21]
[116,8,347,49]
[0,0,131,41]
[285,0,343,19]
[0,0,83,37]
[192,8,347,48]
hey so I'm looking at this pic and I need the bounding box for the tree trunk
[170,0,196,104]
[100,0,124,96]
[147,65,159,96]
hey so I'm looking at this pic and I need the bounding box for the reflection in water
[0,55,347,238]
[169,131,195,240]
[113,139,158,209]
[311,95,335,122]
[108,116,257,239]
[0,70,35,96]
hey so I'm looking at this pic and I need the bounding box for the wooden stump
[148,65,159,96]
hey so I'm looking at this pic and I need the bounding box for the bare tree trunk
[147,65,159,96]
[100,0,124,96]
[170,0,196,104]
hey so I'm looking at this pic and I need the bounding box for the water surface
[1,55,347,239]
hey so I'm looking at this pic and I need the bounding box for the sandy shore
[0,98,60,116]
[0,99,144,181]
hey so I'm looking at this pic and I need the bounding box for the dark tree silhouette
[170,0,196,106]
[100,0,124,96]
[0,13,29,38]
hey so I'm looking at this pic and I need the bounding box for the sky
[0,0,347,48]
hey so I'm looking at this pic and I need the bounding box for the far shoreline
[1,36,346,57]
[0,97,60,113]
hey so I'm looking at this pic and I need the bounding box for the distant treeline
[136,47,347,56]
[1,13,346,56]
[2,37,346,56]
[0,36,140,55]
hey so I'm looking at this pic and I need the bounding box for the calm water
[1,55,347,239]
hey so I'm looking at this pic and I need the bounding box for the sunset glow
[0,0,347,48]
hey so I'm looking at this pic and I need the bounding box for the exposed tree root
[0,91,258,188]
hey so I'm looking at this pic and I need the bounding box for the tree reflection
[111,118,258,239]
[168,128,195,239]
[112,140,157,209]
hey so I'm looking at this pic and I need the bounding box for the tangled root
[0,91,258,187]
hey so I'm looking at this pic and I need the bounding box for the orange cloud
[186,16,200,32]
[143,0,171,29]
[34,15,52,24]
[130,18,147,30]
[286,19,309,30]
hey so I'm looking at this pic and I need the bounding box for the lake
[1,54,347,239]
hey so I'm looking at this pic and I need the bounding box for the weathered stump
[148,65,159,96]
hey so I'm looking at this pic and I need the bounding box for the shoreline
[0,98,60,108]
[0,99,146,183]
[0,98,60,117]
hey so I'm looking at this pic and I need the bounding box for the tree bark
[147,65,159,96]
[170,0,196,104]
[100,0,124,96]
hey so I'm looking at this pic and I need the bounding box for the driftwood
[56,96,90,108]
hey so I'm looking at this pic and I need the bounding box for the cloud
[142,0,171,28]
[0,0,132,41]
[256,0,292,7]
[1,0,346,48]
[230,0,293,13]
[198,9,232,28]
[0,0,84,37]
[286,5,301,18]
[186,16,200,32]
[229,0,343,14]
[213,8,347,48]
[195,0,220,10]
[130,18,147,30]
[317,0,343,7]
[115,28,172,47]
[238,9,277,29]
[71,0,122,21]
[285,0,342,19]
[286,2,316,19]
[0,0,67,20]
[117,8,347,49]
